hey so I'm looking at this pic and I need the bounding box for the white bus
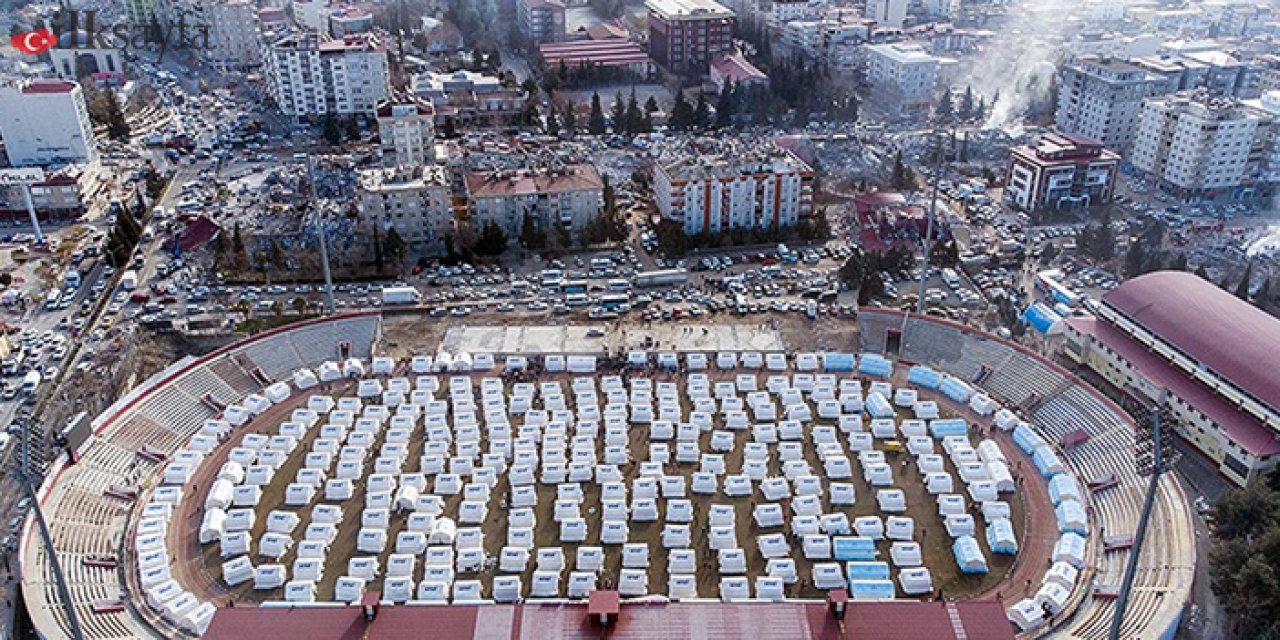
[565,293,591,306]
[606,279,631,292]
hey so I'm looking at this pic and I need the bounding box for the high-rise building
[0,80,97,167]
[357,165,455,252]
[124,0,155,26]
[465,165,605,245]
[865,0,907,27]
[864,43,948,113]
[646,0,735,73]
[1055,56,1177,152]
[517,0,567,44]
[155,0,260,68]
[266,33,390,118]
[1130,90,1280,199]
[1004,133,1120,211]
[376,100,436,167]
[654,138,814,235]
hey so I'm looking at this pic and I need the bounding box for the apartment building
[865,0,907,28]
[356,165,455,253]
[1005,133,1120,211]
[464,165,604,245]
[646,0,735,73]
[518,0,567,44]
[376,100,436,167]
[654,138,814,235]
[1055,56,1177,152]
[156,0,260,68]
[0,80,97,167]
[266,33,389,118]
[864,43,948,113]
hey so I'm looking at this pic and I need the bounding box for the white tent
[812,563,846,590]
[877,489,906,512]
[1045,561,1080,591]
[284,580,316,603]
[945,514,977,538]
[1007,598,1047,632]
[899,567,934,595]
[618,569,648,597]
[890,541,923,567]
[222,556,253,586]
[886,516,915,541]
[925,473,954,495]
[334,576,366,603]
[802,535,832,559]
[253,565,286,590]
[1035,582,1071,615]
[199,509,226,544]
[493,576,522,603]
[853,516,883,539]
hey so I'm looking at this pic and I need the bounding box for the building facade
[654,138,814,235]
[1062,271,1280,485]
[124,0,155,26]
[865,0,907,28]
[864,43,945,113]
[1130,90,1278,199]
[156,0,260,68]
[376,100,436,167]
[465,165,604,245]
[1005,133,1120,211]
[356,166,455,253]
[646,0,735,73]
[0,80,97,167]
[1055,56,1177,152]
[518,0,567,44]
[266,33,390,118]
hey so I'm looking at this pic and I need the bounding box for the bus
[590,258,615,270]
[606,279,632,292]
[560,280,588,294]
[600,294,631,312]
[565,293,590,306]
[540,269,564,287]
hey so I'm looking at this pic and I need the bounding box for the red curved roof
[1102,270,1280,410]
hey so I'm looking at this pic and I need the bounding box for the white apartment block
[865,0,906,28]
[767,0,824,27]
[1130,90,1279,198]
[376,101,436,167]
[124,0,155,26]
[465,166,604,244]
[654,138,814,235]
[357,166,455,252]
[1056,56,1177,152]
[266,33,390,118]
[156,0,259,68]
[0,80,97,168]
[864,43,946,112]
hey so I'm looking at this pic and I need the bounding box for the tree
[232,222,245,257]
[371,225,385,273]
[891,152,917,191]
[520,212,546,250]
[1236,260,1254,300]
[473,221,508,256]
[545,105,559,136]
[97,90,130,141]
[562,101,577,137]
[611,91,627,134]
[935,90,953,123]
[838,251,865,289]
[322,114,341,145]
[693,92,710,128]
[959,85,974,120]
[345,115,360,141]
[644,96,659,113]
[385,227,408,270]
[1257,278,1272,310]
[291,296,308,315]
[625,89,641,135]
[670,89,693,130]
[715,83,734,128]
[588,92,606,135]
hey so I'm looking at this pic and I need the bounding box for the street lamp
[915,129,948,316]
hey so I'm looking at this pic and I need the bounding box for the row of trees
[838,246,915,305]
[654,213,832,258]
[83,85,130,141]
[935,86,990,124]
[1209,475,1280,638]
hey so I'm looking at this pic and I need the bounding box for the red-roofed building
[465,164,604,244]
[1005,133,1119,211]
[539,39,655,76]
[1062,270,1280,484]
[709,52,768,92]
[0,169,85,222]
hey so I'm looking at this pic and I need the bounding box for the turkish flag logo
[11,29,54,55]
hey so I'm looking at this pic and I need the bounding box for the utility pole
[915,129,947,316]
[307,154,337,315]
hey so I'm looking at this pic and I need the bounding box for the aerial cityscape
[0,0,1275,637]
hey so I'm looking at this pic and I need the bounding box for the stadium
[18,306,1195,639]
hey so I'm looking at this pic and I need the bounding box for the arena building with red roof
[1062,270,1280,485]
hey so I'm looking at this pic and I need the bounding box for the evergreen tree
[625,89,641,135]
[936,90,953,123]
[103,90,131,141]
[1237,261,1254,300]
[345,115,360,141]
[545,105,559,136]
[371,225,385,273]
[644,96,659,113]
[474,222,509,256]
[322,114,341,145]
[232,222,245,256]
[562,101,577,136]
[670,89,693,130]
[588,92,606,135]
[693,92,710,128]
[1257,278,1272,310]
[715,83,734,128]
[959,85,974,120]
[611,91,627,133]
[385,227,407,269]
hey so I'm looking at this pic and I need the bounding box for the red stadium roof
[1067,315,1280,456]
[1102,271,1280,413]
[203,601,1014,640]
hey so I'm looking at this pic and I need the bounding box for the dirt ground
[170,364,1053,605]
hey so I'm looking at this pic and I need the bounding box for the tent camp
[1053,533,1087,568]
[898,567,933,595]
[1055,500,1089,536]
[986,518,1018,555]
[952,536,988,574]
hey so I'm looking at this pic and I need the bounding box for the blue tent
[986,518,1018,555]
[952,536,988,574]
[858,353,893,378]
[929,418,968,439]
[822,352,856,372]
[1033,445,1065,477]
[845,561,891,581]
[865,392,896,419]
[848,580,897,600]
[1023,303,1064,335]
[1013,423,1045,454]
[1048,474,1082,506]
[1055,500,1089,536]
[832,536,878,561]
[907,365,942,389]
[938,376,974,403]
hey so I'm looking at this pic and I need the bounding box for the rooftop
[657,137,812,181]
[20,79,77,94]
[710,52,768,83]
[358,165,450,191]
[539,40,652,66]
[646,0,734,20]
[1102,271,1280,418]
[466,163,603,198]
[865,43,938,64]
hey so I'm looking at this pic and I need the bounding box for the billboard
[0,168,46,185]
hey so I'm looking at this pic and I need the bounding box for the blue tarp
[1048,474,1081,506]
[952,536,989,574]
[865,392,896,419]
[832,536,878,561]
[1023,303,1064,334]
[1033,445,1065,477]
[1013,423,1045,454]
[822,352,857,372]
[1054,532,1087,569]
[907,365,943,389]
[848,580,897,600]
[938,376,974,403]
[1055,500,1089,536]
[858,353,893,378]
[929,418,968,439]
[986,518,1018,555]
[845,561,891,581]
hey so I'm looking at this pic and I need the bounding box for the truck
[633,269,688,288]
[381,286,422,305]
[120,270,139,291]
[20,371,41,396]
